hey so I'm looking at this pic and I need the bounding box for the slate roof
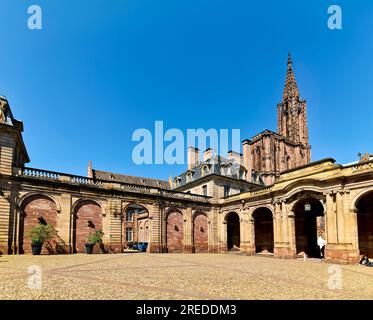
[93,170,171,190]
[172,155,264,188]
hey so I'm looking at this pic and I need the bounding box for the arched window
[201,165,209,176]
[186,171,194,183]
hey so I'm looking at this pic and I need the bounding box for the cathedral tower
[242,54,311,186]
[277,54,311,156]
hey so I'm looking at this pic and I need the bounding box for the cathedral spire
[282,52,300,102]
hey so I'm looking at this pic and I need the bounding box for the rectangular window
[126,210,133,222]
[202,185,207,196]
[224,185,231,198]
[126,227,133,242]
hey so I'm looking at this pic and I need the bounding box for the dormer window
[186,170,194,183]
[141,179,146,184]
[201,165,210,176]
[174,177,181,186]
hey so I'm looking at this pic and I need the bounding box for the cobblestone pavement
[0,253,372,300]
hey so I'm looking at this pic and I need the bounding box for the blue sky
[0,0,372,180]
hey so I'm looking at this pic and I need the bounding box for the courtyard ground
[0,253,372,300]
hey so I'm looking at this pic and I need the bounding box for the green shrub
[27,224,57,246]
[87,230,104,245]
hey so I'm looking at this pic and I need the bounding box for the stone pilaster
[148,202,162,253]
[57,194,71,253]
[325,191,360,264]
[184,208,193,253]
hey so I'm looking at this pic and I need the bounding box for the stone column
[220,211,228,253]
[161,209,167,253]
[287,207,297,258]
[273,201,285,258]
[208,207,219,253]
[336,192,346,242]
[184,207,193,253]
[148,201,162,253]
[101,200,110,249]
[325,191,360,264]
[0,189,11,254]
[239,208,248,254]
[57,194,71,253]
[324,193,337,244]
[247,217,256,255]
[107,198,122,253]
[10,195,19,254]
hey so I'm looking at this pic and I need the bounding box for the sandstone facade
[0,56,372,264]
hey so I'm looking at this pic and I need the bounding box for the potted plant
[27,224,57,255]
[85,230,104,254]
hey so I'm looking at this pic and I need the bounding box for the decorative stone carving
[0,99,9,124]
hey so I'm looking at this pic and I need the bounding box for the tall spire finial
[283,52,299,102]
[287,52,292,68]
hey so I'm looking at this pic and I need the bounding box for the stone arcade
[0,55,372,264]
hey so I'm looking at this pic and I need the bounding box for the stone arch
[72,198,107,217]
[121,203,149,249]
[18,192,61,213]
[354,190,373,258]
[252,207,274,254]
[166,208,184,253]
[350,187,373,212]
[122,202,151,216]
[19,194,59,254]
[225,211,240,251]
[72,199,103,253]
[291,196,325,258]
[249,205,274,219]
[282,180,325,195]
[192,211,208,253]
[287,190,326,213]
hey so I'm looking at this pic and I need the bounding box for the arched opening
[293,197,325,258]
[166,209,184,253]
[19,194,59,254]
[124,204,149,250]
[356,191,373,259]
[73,200,103,253]
[226,212,240,251]
[193,212,208,253]
[252,207,274,254]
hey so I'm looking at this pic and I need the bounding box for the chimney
[87,160,93,178]
[203,148,212,162]
[168,176,173,188]
[227,150,243,166]
[187,147,199,170]
[242,140,252,182]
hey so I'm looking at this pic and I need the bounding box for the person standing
[317,234,326,259]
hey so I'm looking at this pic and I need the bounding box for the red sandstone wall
[73,200,102,254]
[166,211,184,253]
[193,213,208,253]
[20,195,58,254]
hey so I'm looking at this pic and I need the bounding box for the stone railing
[71,176,103,186]
[15,167,211,203]
[20,167,60,180]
